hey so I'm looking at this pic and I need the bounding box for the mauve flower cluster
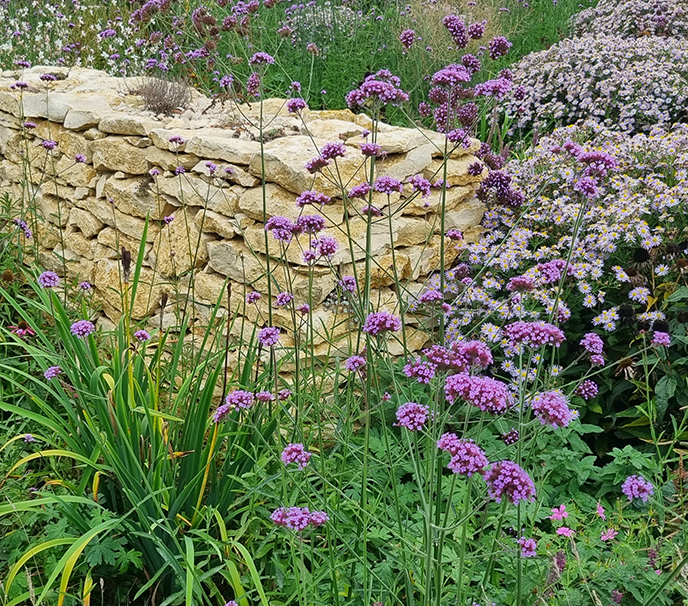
[530,390,575,428]
[505,35,688,133]
[281,443,312,469]
[214,390,255,422]
[362,311,402,335]
[346,69,408,109]
[395,402,430,431]
[445,373,515,414]
[571,0,688,38]
[437,433,489,476]
[271,507,329,531]
[621,475,654,502]
[483,461,536,504]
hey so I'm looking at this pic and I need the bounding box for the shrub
[570,0,688,38]
[129,76,193,115]
[504,34,688,133]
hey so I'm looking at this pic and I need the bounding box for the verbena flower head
[276,292,294,306]
[437,433,489,476]
[345,354,366,372]
[621,475,654,502]
[395,402,430,431]
[445,373,515,414]
[399,28,417,51]
[214,390,254,422]
[320,141,346,160]
[281,443,311,469]
[249,51,274,65]
[70,320,95,338]
[246,292,261,304]
[296,190,331,207]
[339,276,357,292]
[134,329,151,342]
[362,311,401,335]
[504,321,565,348]
[271,507,328,530]
[38,271,60,288]
[518,537,537,557]
[575,380,598,400]
[403,358,437,384]
[651,331,671,347]
[345,69,408,109]
[286,97,308,113]
[374,176,403,195]
[44,366,62,380]
[580,332,604,354]
[530,390,575,428]
[488,36,512,59]
[258,326,281,347]
[452,340,493,369]
[314,235,339,258]
[296,215,326,234]
[348,183,372,198]
[483,460,536,504]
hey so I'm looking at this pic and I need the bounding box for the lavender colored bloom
[168,134,185,145]
[362,311,402,335]
[271,506,311,531]
[74,154,86,163]
[475,77,512,99]
[575,380,598,400]
[502,428,519,445]
[78,281,92,291]
[134,329,151,342]
[281,443,311,469]
[348,183,372,198]
[483,460,536,504]
[246,292,261,304]
[315,235,338,258]
[345,354,366,372]
[305,156,331,173]
[360,142,385,157]
[38,271,60,288]
[44,366,62,379]
[409,174,431,198]
[24,434,35,443]
[23,121,36,129]
[468,20,486,39]
[70,320,95,338]
[174,166,186,175]
[265,216,297,243]
[214,390,255,422]
[276,292,294,306]
[374,176,403,195]
[399,29,417,51]
[418,290,443,304]
[467,161,484,176]
[504,321,565,348]
[395,402,430,431]
[360,205,382,217]
[453,340,494,369]
[296,190,331,207]
[320,142,346,160]
[518,537,537,557]
[296,215,326,234]
[445,229,463,240]
[258,326,281,347]
[249,51,274,65]
[246,72,261,97]
[445,373,515,414]
[332,278,356,297]
[506,276,535,292]
[41,140,57,150]
[580,332,604,354]
[438,433,489,476]
[573,176,599,198]
[530,390,575,428]
[488,36,512,59]
[443,15,468,47]
[255,391,274,402]
[278,389,292,400]
[431,65,471,87]
[651,331,671,347]
[309,510,329,527]
[403,358,437,384]
[621,475,654,502]
[286,97,308,113]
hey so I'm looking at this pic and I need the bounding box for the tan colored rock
[154,173,238,215]
[57,131,93,163]
[347,128,437,154]
[192,160,259,187]
[92,138,149,174]
[422,156,484,186]
[0,91,21,117]
[195,210,247,238]
[238,182,343,225]
[404,235,462,280]
[343,250,412,288]
[89,200,160,243]
[68,207,104,238]
[207,239,267,285]
[248,135,367,197]
[301,119,364,141]
[377,144,434,183]
[150,208,211,277]
[36,192,71,227]
[35,221,62,249]
[93,258,166,320]
[103,176,175,220]
[442,197,485,232]
[96,227,153,258]
[54,157,97,188]
[308,108,373,129]
[99,113,158,136]
[185,134,260,165]
[392,184,475,216]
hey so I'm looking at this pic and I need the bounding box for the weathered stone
[404,235,462,281]
[92,138,149,174]
[93,259,166,320]
[57,131,93,163]
[422,156,484,186]
[54,157,97,188]
[195,210,248,238]
[238,182,343,224]
[248,135,367,197]
[36,192,72,227]
[185,134,260,165]
[150,208,211,278]
[301,119,364,141]
[103,176,175,220]
[207,239,267,285]
[392,184,475,216]
[154,173,238,215]
[0,91,21,117]
[96,227,153,258]
[442,197,485,232]
[124,136,152,148]
[89,200,160,243]
[342,250,412,288]
[99,113,158,136]
[192,160,260,187]
[68,207,104,238]
[377,144,434,182]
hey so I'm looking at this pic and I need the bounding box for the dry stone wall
[0,66,486,357]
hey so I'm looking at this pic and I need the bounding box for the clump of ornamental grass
[128,75,193,115]
[504,34,688,134]
[570,0,688,38]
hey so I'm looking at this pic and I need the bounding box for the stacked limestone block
[0,66,486,357]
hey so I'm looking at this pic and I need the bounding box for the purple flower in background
[168,134,185,145]
[278,389,292,400]
[438,433,489,476]
[360,143,386,158]
[573,176,599,198]
[213,390,255,422]
[134,329,151,342]
[255,391,274,402]
[399,29,417,51]
[309,510,329,527]
[74,154,86,163]
[580,332,604,354]
[276,292,294,306]
[403,358,437,384]
[23,434,36,443]
[518,537,537,557]
[41,140,57,150]
[38,271,60,288]
[265,216,297,243]
[44,366,62,380]
[488,36,512,59]
[651,331,671,347]
[374,176,403,195]
[249,51,274,65]
[246,292,261,304]
[271,507,328,530]
[315,235,339,258]
[246,72,261,97]
[345,354,366,372]
[446,229,463,240]
[281,443,311,469]
[395,402,430,431]
[409,174,431,198]
[575,380,598,400]
[362,311,402,335]
[348,183,372,198]
[296,190,331,207]
[443,15,468,47]
[530,390,575,428]
[70,320,95,338]
[258,326,281,347]
[174,166,186,175]
[339,276,357,292]
[468,20,486,39]
[475,77,512,99]
[461,54,481,75]
[467,161,484,176]
[296,215,326,234]
[621,475,653,502]
[320,142,346,160]
[556,527,575,538]
[601,528,618,541]
[286,97,308,113]
[483,460,536,504]
[504,321,565,348]
[445,373,515,414]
